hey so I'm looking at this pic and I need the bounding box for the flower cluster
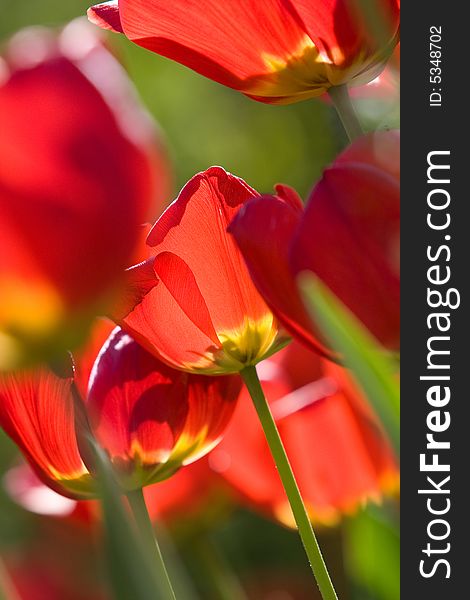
[0,3,400,599]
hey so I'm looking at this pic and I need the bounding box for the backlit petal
[118,0,308,89]
[0,364,92,498]
[87,1,124,34]
[122,167,281,373]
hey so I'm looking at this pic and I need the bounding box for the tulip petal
[123,167,270,368]
[0,364,92,498]
[229,195,331,357]
[109,256,158,323]
[153,252,220,345]
[179,373,241,464]
[120,272,223,372]
[88,329,189,477]
[74,318,115,399]
[87,1,124,34]
[216,348,397,525]
[117,0,309,90]
[88,328,240,487]
[142,167,271,345]
[0,58,150,307]
[279,376,397,522]
[88,0,399,103]
[292,0,399,66]
[292,132,400,348]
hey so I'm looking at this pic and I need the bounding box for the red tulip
[0,21,168,370]
[0,328,240,498]
[211,341,398,525]
[88,0,400,105]
[229,130,400,357]
[118,167,289,374]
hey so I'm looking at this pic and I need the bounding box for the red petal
[87,2,124,34]
[118,0,308,89]
[229,194,332,357]
[292,131,400,348]
[88,328,240,485]
[153,252,220,345]
[88,329,189,470]
[0,364,92,498]
[273,183,304,211]
[96,0,400,103]
[182,373,241,463]
[120,267,222,372]
[109,256,158,323]
[292,0,400,66]
[74,318,115,399]
[0,57,152,309]
[121,167,273,370]
[216,350,397,524]
[278,376,397,522]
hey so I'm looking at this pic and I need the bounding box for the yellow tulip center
[184,313,289,375]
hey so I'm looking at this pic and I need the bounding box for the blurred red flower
[5,550,108,600]
[88,0,399,105]
[0,21,170,370]
[0,327,240,498]
[211,341,399,526]
[230,130,400,357]
[119,167,289,374]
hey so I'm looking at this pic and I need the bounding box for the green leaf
[91,441,170,600]
[299,274,399,455]
[343,505,400,600]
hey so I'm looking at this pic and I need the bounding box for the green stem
[127,489,177,600]
[328,84,363,142]
[241,366,338,600]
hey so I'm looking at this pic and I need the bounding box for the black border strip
[401,2,468,596]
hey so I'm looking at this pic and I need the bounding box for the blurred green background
[0,2,399,599]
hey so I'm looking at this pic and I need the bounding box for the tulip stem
[241,366,338,600]
[328,84,363,141]
[127,488,177,600]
